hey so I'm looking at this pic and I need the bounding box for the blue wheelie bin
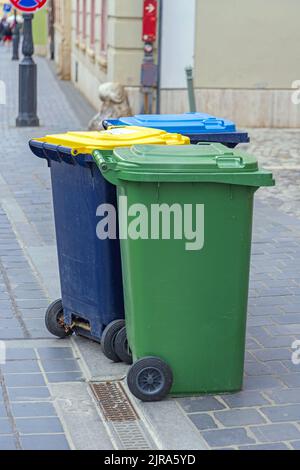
[29,127,189,362]
[103,112,249,148]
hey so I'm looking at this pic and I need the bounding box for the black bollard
[185,66,196,114]
[12,10,20,61]
[16,13,39,127]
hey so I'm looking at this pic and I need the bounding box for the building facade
[52,0,72,79]
[52,0,300,127]
[69,0,145,111]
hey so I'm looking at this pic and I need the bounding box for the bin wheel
[45,299,73,339]
[101,320,125,363]
[127,357,173,402]
[114,327,133,365]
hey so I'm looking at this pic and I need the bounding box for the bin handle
[215,156,245,169]
[93,151,113,173]
[203,118,225,127]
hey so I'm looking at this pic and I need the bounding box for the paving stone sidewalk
[0,47,103,450]
[0,46,300,450]
[243,129,300,220]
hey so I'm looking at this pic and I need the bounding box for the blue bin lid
[105,113,237,134]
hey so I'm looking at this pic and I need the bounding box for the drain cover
[91,382,139,422]
[90,382,155,450]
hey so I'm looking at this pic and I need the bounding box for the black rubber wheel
[114,327,133,365]
[101,320,125,363]
[45,299,73,339]
[127,357,173,402]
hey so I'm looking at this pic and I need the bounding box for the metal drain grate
[90,382,155,450]
[91,382,139,422]
[113,422,153,450]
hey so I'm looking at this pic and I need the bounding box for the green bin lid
[93,143,275,188]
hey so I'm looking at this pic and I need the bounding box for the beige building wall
[70,0,145,111]
[54,0,72,80]
[161,0,300,126]
[54,0,300,127]
[195,0,300,89]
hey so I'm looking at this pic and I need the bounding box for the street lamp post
[12,10,20,61]
[16,13,39,127]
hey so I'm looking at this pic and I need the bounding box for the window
[55,0,62,25]
[90,0,96,48]
[76,0,80,37]
[101,0,108,53]
[82,0,87,39]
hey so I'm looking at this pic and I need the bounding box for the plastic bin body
[29,128,189,342]
[95,144,274,394]
[28,146,122,341]
[103,113,249,147]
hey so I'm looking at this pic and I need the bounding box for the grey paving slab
[201,428,255,448]
[253,348,293,362]
[0,418,12,435]
[260,404,300,423]
[265,388,300,404]
[0,436,17,450]
[291,441,300,450]
[17,308,45,319]
[11,402,57,418]
[45,372,84,383]
[213,409,266,427]
[37,347,76,360]
[250,423,300,443]
[41,359,81,373]
[25,328,54,339]
[177,397,226,413]
[244,361,273,376]
[20,434,70,450]
[8,387,50,402]
[239,443,290,450]
[16,417,64,435]
[243,375,285,391]
[267,324,300,336]
[0,329,26,340]
[189,414,218,431]
[5,348,36,360]
[280,374,300,388]
[0,319,25,329]
[254,335,296,348]
[15,299,50,309]
[263,361,290,376]
[14,290,46,300]
[0,311,14,320]
[1,360,41,374]
[273,314,300,324]
[283,304,300,313]
[281,360,300,373]
[4,374,46,388]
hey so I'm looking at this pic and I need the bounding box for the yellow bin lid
[34,126,190,155]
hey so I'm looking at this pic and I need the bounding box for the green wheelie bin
[93,143,275,402]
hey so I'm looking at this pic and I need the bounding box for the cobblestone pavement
[0,47,97,450]
[243,129,300,219]
[0,46,300,450]
[177,206,300,450]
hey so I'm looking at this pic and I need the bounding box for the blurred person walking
[0,16,7,44]
[1,16,13,45]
